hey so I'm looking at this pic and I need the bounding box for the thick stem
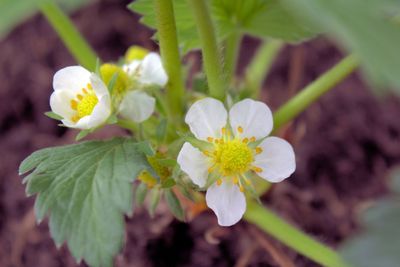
[245,40,283,98]
[273,55,359,130]
[188,0,225,100]
[154,0,185,121]
[224,32,242,86]
[244,201,350,267]
[39,0,97,71]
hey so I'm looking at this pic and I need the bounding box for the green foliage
[340,169,400,267]
[164,189,184,221]
[0,0,91,40]
[129,0,317,53]
[19,138,154,267]
[281,0,400,95]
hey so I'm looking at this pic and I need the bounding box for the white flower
[50,66,111,129]
[177,98,296,226]
[118,52,168,123]
[123,52,168,87]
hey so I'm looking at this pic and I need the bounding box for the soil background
[1,0,400,266]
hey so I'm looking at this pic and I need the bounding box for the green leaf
[44,111,63,120]
[19,138,154,267]
[129,0,317,53]
[135,182,148,206]
[148,188,161,217]
[340,170,400,267]
[281,0,400,95]
[161,178,176,189]
[75,129,91,141]
[164,189,184,221]
[155,118,168,142]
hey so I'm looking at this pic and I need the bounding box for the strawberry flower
[50,66,111,129]
[177,98,296,226]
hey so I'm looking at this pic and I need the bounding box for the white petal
[49,90,75,119]
[185,98,228,141]
[205,182,246,226]
[123,60,141,76]
[177,142,209,187]
[53,66,91,94]
[254,137,296,183]
[139,53,168,86]
[90,73,109,97]
[119,91,155,123]
[229,99,273,140]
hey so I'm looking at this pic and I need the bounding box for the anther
[252,166,263,173]
[77,94,83,100]
[233,177,239,184]
[242,138,249,143]
[87,83,92,90]
[238,126,243,133]
[221,127,226,135]
[255,147,263,154]
[82,88,88,94]
[217,179,222,186]
[70,100,78,110]
[239,185,244,192]
[207,137,214,142]
[250,136,256,142]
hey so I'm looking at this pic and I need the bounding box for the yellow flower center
[214,139,253,176]
[70,84,98,122]
[203,126,264,191]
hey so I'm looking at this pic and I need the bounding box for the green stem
[245,40,283,98]
[154,0,185,121]
[188,0,225,100]
[244,201,350,267]
[273,55,359,130]
[224,32,241,86]
[38,0,97,71]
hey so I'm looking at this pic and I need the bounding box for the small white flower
[118,52,168,123]
[50,66,111,129]
[123,52,168,87]
[177,98,296,226]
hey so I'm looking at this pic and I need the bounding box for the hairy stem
[224,32,242,86]
[188,0,225,100]
[246,40,283,98]
[155,0,185,121]
[244,202,350,267]
[39,0,97,71]
[273,55,359,130]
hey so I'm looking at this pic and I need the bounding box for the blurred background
[1,0,400,266]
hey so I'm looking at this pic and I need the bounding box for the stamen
[82,88,88,94]
[87,83,93,90]
[77,94,83,100]
[238,126,243,133]
[232,177,239,184]
[208,166,214,173]
[203,150,212,157]
[255,147,263,154]
[207,137,214,142]
[215,139,219,144]
[242,138,249,143]
[252,166,263,173]
[217,179,222,186]
[250,136,256,142]
[70,100,78,110]
[221,127,226,135]
[239,185,244,192]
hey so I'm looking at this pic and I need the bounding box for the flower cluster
[49,46,167,130]
[178,98,296,226]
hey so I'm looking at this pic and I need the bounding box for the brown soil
[1,0,400,266]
